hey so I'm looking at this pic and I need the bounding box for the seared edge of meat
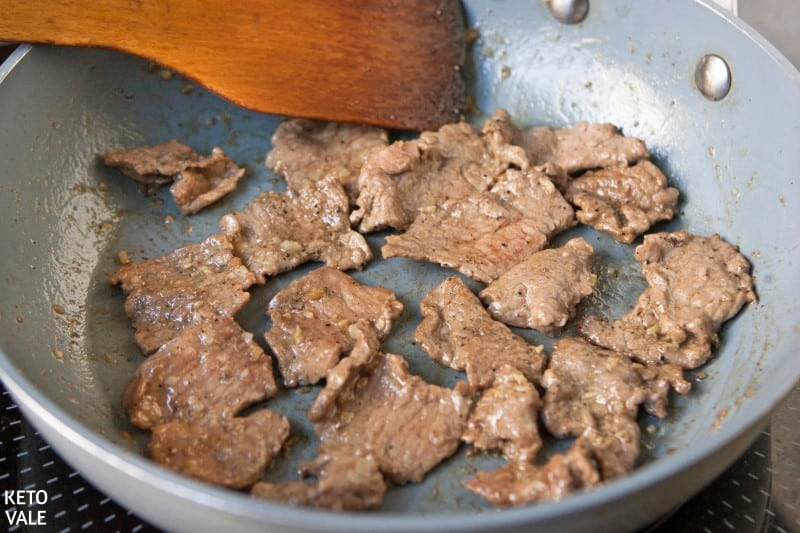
[149,409,290,489]
[103,140,200,192]
[170,147,246,215]
[264,266,403,387]
[124,316,278,429]
[251,454,386,511]
[109,233,256,355]
[480,237,596,335]
[415,277,546,388]
[220,176,371,283]
[104,141,245,212]
[579,231,756,369]
[464,436,600,506]
[565,160,679,243]
[480,108,531,171]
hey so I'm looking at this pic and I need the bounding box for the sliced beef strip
[103,140,201,192]
[480,237,596,336]
[251,454,386,511]
[465,436,600,506]
[351,120,507,232]
[104,142,244,212]
[220,175,371,283]
[462,365,542,463]
[306,329,473,485]
[518,121,650,176]
[382,168,575,284]
[124,316,278,429]
[579,231,757,369]
[265,266,403,387]
[565,160,680,243]
[415,277,546,388]
[109,233,256,355]
[149,408,290,489]
[480,108,532,171]
[170,147,246,215]
[541,337,689,479]
[265,118,389,205]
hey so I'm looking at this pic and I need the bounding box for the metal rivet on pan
[547,0,589,24]
[695,54,732,101]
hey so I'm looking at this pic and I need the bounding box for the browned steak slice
[480,237,595,335]
[124,316,278,429]
[565,160,679,243]
[351,120,506,232]
[480,108,531,171]
[465,437,600,506]
[251,454,386,511]
[518,121,650,176]
[170,147,246,214]
[462,365,542,463]
[541,337,689,479]
[265,266,403,387]
[104,142,244,211]
[149,409,290,489]
[109,233,256,355]
[580,232,757,369]
[415,277,546,388]
[103,140,201,192]
[382,169,574,284]
[306,330,473,485]
[220,176,371,283]
[266,118,389,205]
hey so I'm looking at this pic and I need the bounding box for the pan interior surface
[0,0,798,531]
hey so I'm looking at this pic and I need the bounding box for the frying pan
[1,0,798,531]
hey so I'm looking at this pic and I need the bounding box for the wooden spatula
[0,0,465,130]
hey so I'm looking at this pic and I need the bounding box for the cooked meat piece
[480,237,595,335]
[383,194,534,284]
[307,330,473,485]
[465,437,600,506]
[265,266,403,387]
[104,142,244,211]
[518,121,650,176]
[170,147,246,214]
[480,108,531,171]
[580,232,757,369]
[462,365,542,463]
[565,161,679,243]
[109,233,256,355]
[251,454,386,511]
[149,409,290,489]
[103,140,201,192]
[124,316,277,429]
[382,169,575,284]
[220,176,371,283]
[541,337,689,478]
[266,118,388,205]
[351,120,506,232]
[415,277,546,388]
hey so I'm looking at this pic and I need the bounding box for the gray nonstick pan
[1,0,798,531]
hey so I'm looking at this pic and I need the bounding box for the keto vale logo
[4,489,48,527]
